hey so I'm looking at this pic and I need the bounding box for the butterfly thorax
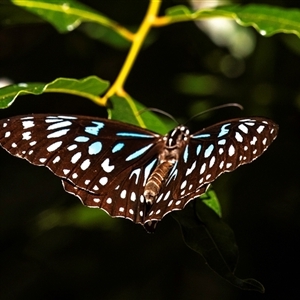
[144,125,189,204]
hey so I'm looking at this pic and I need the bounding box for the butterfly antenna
[186,103,244,124]
[138,107,179,125]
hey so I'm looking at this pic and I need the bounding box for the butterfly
[0,114,278,232]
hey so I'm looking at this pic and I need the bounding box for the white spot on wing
[22,120,34,129]
[164,191,171,200]
[180,180,187,190]
[200,163,206,175]
[47,120,72,130]
[47,141,63,152]
[47,129,70,138]
[250,136,257,145]
[235,131,243,142]
[80,159,91,170]
[71,152,82,164]
[238,124,248,134]
[185,161,196,176]
[99,177,108,186]
[67,144,77,151]
[101,158,114,173]
[156,194,164,203]
[130,192,136,201]
[209,156,215,168]
[129,168,141,185]
[256,125,265,133]
[22,131,31,140]
[53,156,60,164]
[63,169,70,175]
[228,145,235,156]
[120,190,127,199]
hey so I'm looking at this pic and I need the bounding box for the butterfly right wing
[145,117,278,223]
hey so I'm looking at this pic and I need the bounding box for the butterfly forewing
[0,114,278,231]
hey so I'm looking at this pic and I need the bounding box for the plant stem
[100,0,161,104]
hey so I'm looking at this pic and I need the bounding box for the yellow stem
[100,0,161,104]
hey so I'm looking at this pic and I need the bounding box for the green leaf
[11,0,133,46]
[200,188,222,217]
[173,199,265,293]
[81,23,131,49]
[0,76,109,109]
[166,4,300,38]
[108,95,170,134]
[11,0,109,32]
[35,207,116,232]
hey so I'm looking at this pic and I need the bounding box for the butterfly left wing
[145,117,278,222]
[0,114,164,225]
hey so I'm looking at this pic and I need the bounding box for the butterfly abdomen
[144,161,174,204]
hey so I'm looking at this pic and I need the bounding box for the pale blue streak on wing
[196,144,202,155]
[183,145,189,163]
[218,123,231,138]
[192,133,211,139]
[204,144,214,158]
[84,121,105,136]
[125,144,153,161]
[116,132,154,138]
[112,142,125,153]
[75,136,90,142]
[143,159,158,186]
[88,141,102,155]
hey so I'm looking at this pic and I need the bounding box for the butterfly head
[164,125,189,147]
[159,125,189,162]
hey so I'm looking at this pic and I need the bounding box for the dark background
[0,0,299,299]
